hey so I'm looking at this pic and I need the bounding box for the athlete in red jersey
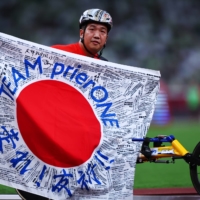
[16,9,113,200]
[52,9,113,61]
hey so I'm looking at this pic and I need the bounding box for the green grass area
[0,120,199,193]
[0,185,16,194]
[134,120,200,189]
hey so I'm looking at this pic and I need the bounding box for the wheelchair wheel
[16,189,50,200]
[190,142,200,195]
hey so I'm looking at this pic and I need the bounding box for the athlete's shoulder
[99,56,108,61]
[51,43,79,52]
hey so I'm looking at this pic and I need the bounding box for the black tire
[16,189,50,200]
[190,142,200,195]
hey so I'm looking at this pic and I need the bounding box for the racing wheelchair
[133,134,200,195]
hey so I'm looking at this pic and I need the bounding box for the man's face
[80,23,108,54]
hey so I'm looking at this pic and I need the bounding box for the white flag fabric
[0,32,160,200]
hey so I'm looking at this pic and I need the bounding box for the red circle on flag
[16,80,101,168]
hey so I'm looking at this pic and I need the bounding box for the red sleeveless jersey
[51,42,99,59]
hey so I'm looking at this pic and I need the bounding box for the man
[16,10,113,200]
[51,8,113,61]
